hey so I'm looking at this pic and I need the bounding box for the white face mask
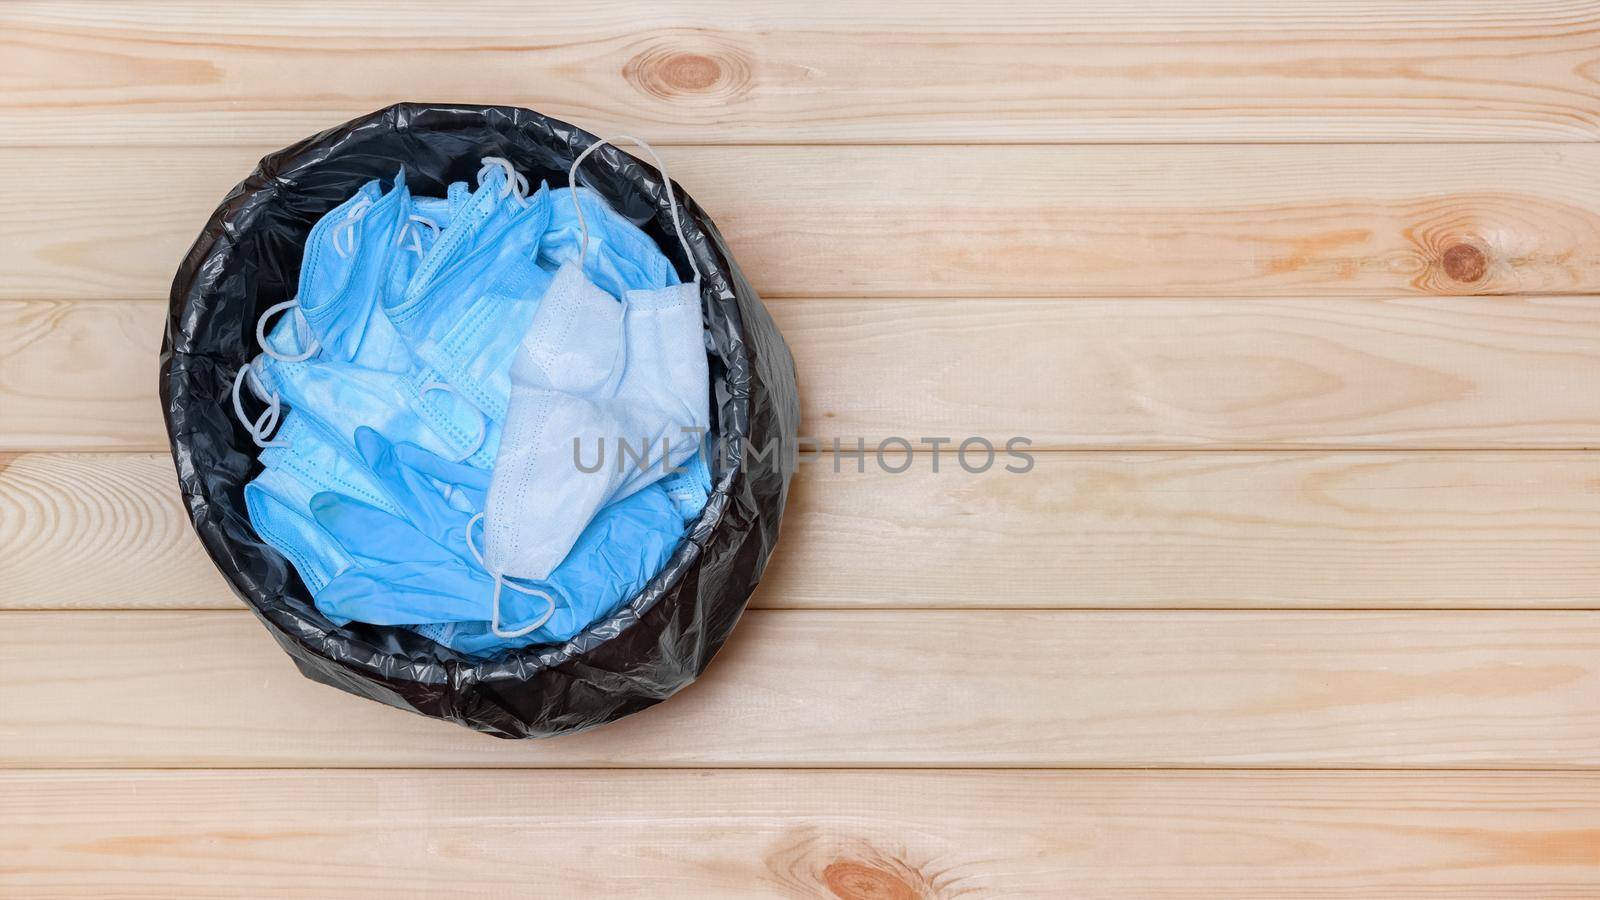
[478,136,710,638]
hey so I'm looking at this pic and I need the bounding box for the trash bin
[160,103,799,738]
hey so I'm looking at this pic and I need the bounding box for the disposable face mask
[659,441,712,522]
[383,160,555,467]
[258,175,403,367]
[384,187,464,302]
[243,413,402,599]
[480,137,710,636]
[239,173,488,464]
[246,471,350,598]
[308,428,685,648]
[252,353,483,465]
[234,173,409,449]
[539,187,678,298]
[420,483,685,656]
[238,161,542,466]
[609,279,711,501]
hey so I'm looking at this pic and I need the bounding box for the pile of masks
[232,149,712,658]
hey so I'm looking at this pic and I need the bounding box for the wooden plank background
[7,145,1600,300]
[4,1,1599,145]
[1,0,1597,896]
[4,610,1599,768]
[5,771,1599,898]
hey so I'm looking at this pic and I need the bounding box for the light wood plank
[4,769,1598,898]
[2,610,1597,767]
[6,450,1600,611]
[0,301,163,451]
[3,1,1599,146]
[0,453,229,609]
[11,296,1600,452]
[6,145,1600,301]
[783,296,1600,448]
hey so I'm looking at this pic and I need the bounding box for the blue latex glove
[308,427,490,626]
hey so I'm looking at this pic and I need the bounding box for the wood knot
[659,53,720,91]
[822,861,920,900]
[624,37,753,104]
[1403,211,1499,294]
[1440,242,1487,283]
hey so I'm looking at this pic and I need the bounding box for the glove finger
[352,426,468,529]
[393,438,491,496]
[309,491,458,567]
[315,559,488,625]
[356,425,486,525]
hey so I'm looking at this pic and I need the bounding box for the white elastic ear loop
[255,299,320,363]
[477,157,530,208]
[230,361,287,449]
[465,512,558,638]
[419,382,486,462]
[568,135,701,283]
[331,197,374,259]
[397,214,441,255]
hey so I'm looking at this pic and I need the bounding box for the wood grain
[4,770,1597,898]
[3,1,1599,146]
[11,296,1600,452]
[6,144,1600,301]
[780,296,1600,447]
[3,610,1597,768]
[6,450,1600,611]
[0,301,163,451]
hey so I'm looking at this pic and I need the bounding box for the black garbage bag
[160,103,799,738]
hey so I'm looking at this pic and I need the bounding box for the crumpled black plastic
[160,103,799,738]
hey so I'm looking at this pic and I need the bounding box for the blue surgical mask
[257,175,404,367]
[382,161,555,467]
[539,187,678,297]
[239,172,412,450]
[243,411,402,601]
[252,354,482,465]
[659,435,712,521]
[305,428,687,651]
[418,482,684,656]
[244,165,527,466]
[243,171,489,465]
[246,472,350,599]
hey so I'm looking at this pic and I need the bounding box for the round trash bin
[160,103,799,738]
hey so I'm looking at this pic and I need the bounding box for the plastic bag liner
[160,104,799,738]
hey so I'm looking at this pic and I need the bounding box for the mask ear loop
[256,299,320,363]
[397,214,441,256]
[466,512,557,638]
[331,196,374,259]
[568,135,702,284]
[477,157,530,208]
[230,361,288,449]
[419,382,486,463]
